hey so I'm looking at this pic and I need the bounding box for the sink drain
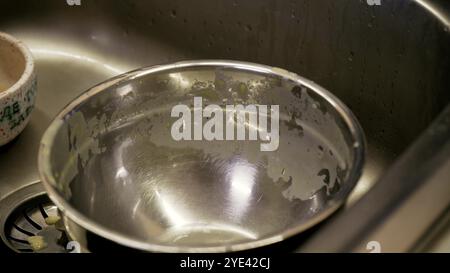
[0,183,70,253]
[5,196,69,253]
[1,183,156,253]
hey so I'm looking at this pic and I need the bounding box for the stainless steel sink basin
[1,0,449,252]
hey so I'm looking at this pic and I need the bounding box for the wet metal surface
[1,0,449,252]
[38,61,364,252]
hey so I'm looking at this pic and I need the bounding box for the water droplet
[317,146,324,158]
[348,51,354,62]
[170,9,177,18]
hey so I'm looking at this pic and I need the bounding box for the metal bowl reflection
[38,60,365,252]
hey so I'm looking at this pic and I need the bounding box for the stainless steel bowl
[38,60,365,252]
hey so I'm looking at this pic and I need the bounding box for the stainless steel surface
[38,60,365,252]
[300,104,450,252]
[0,0,449,252]
[415,205,450,252]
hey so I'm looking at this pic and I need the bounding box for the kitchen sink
[0,0,449,252]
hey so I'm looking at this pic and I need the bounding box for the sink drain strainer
[0,183,70,253]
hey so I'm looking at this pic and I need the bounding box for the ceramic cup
[0,32,37,146]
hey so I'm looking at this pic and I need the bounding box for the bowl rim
[0,32,35,99]
[38,60,366,253]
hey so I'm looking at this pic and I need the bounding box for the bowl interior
[41,62,363,250]
[0,34,26,93]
